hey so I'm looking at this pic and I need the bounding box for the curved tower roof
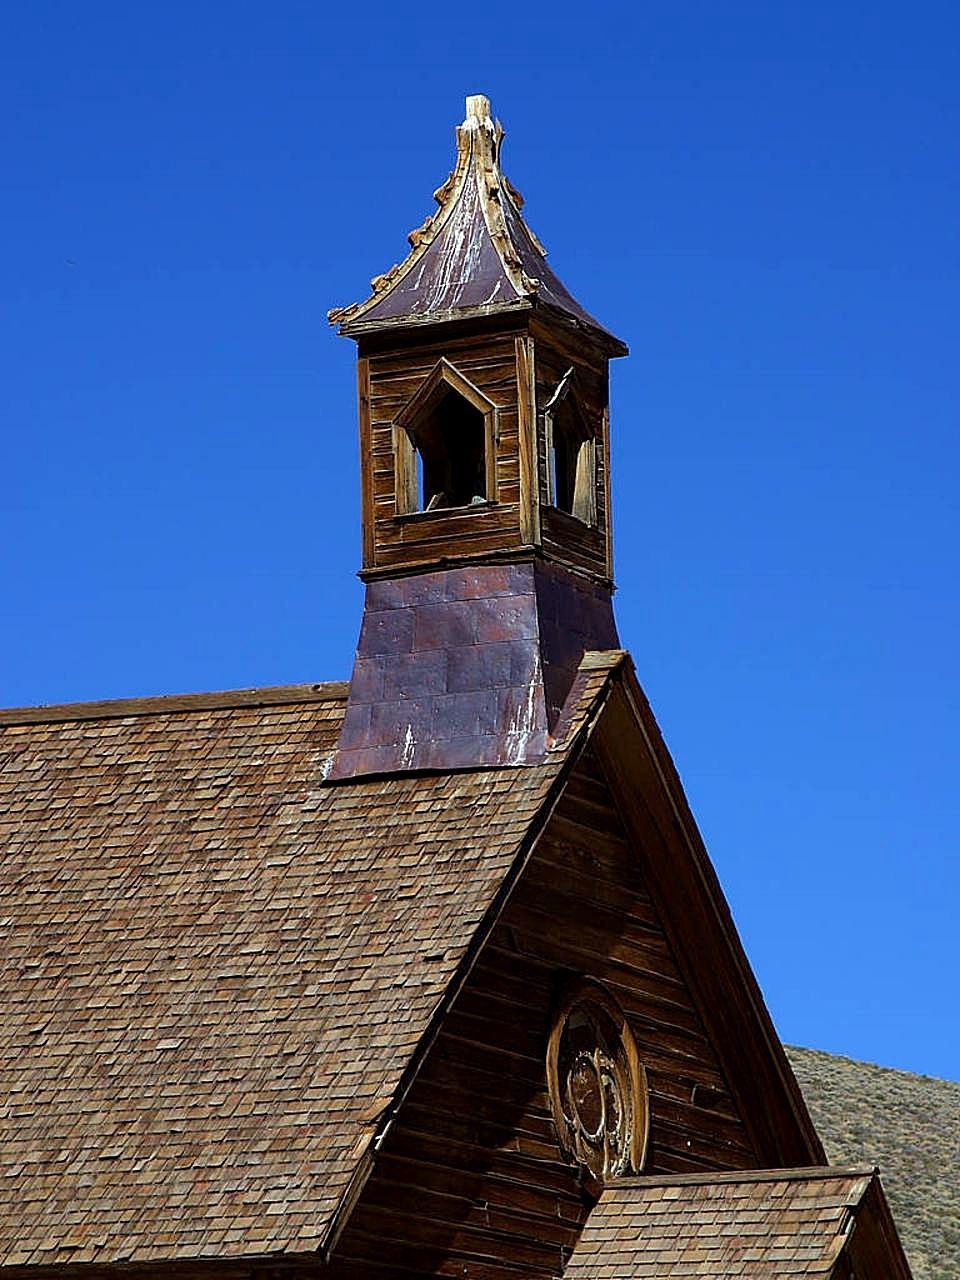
[330,94,627,354]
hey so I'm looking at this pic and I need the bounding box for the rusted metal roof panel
[331,95,626,353]
[329,560,619,779]
[354,166,519,325]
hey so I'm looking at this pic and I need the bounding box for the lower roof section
[0,655,841,1273]
[563,1166,908,1279]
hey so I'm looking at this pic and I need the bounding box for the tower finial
[463,94,493,128]
[328,94,625,355]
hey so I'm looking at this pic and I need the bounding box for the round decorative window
[546,981,649,1184]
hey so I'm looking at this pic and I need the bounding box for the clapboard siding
[533,329,612,582]
[354,317,616,580]
[329,744,759,1279]
[365,329,528,572]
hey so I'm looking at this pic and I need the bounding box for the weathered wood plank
[357,356,375,568]
[330,742,759,1280]
[515,336,539,548]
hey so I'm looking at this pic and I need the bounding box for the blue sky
[3,2,958,1081]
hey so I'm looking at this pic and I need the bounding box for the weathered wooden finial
[328,94,625,355]
[463,94,492,126]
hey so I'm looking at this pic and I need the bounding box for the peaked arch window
[394,360,498,514]
[545,369,597,526]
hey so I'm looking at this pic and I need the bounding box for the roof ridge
[610,1164,877,1191]
[0,681,349,726]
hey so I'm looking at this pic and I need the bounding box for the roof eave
[338,297,534,339]
[591,656,827,1167]
[330,95,628,357]
[338,297,628,359]
[531,298,629,357]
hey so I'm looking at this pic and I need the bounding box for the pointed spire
[329,94,626,354]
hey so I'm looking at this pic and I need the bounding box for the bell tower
[328,95,628,780]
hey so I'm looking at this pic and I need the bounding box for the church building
[0,95,922,1278]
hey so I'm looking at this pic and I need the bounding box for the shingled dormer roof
[563,1167,912,1279]
[329,95,627,354]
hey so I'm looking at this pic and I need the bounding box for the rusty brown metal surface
[354,168,517,325]
[329,559,619,779]
[331,95,626,355]
[535,560,619,724]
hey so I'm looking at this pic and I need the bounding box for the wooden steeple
[330,93,627,587]
[0,88,921,1280]
[328,95,628,779]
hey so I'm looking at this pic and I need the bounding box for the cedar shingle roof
[789,1046,960,1280]
[563,1167,878,1278]
[0,664,613,1268]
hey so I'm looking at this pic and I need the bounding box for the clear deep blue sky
[3,3,958,1081]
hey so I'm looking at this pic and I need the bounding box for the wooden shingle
[563,1167,910,1278]
[0,673,607,1267]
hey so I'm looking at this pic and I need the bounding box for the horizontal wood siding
[540,507,608,582]
[533,331,611,581]
[330,745,758,1279]
[367,330,526,572]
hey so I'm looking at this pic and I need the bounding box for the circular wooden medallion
[546,981,649,1183]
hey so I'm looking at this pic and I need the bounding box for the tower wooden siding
[359,321,613,585]
[531,322,612,584]
[361,324,528,576]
